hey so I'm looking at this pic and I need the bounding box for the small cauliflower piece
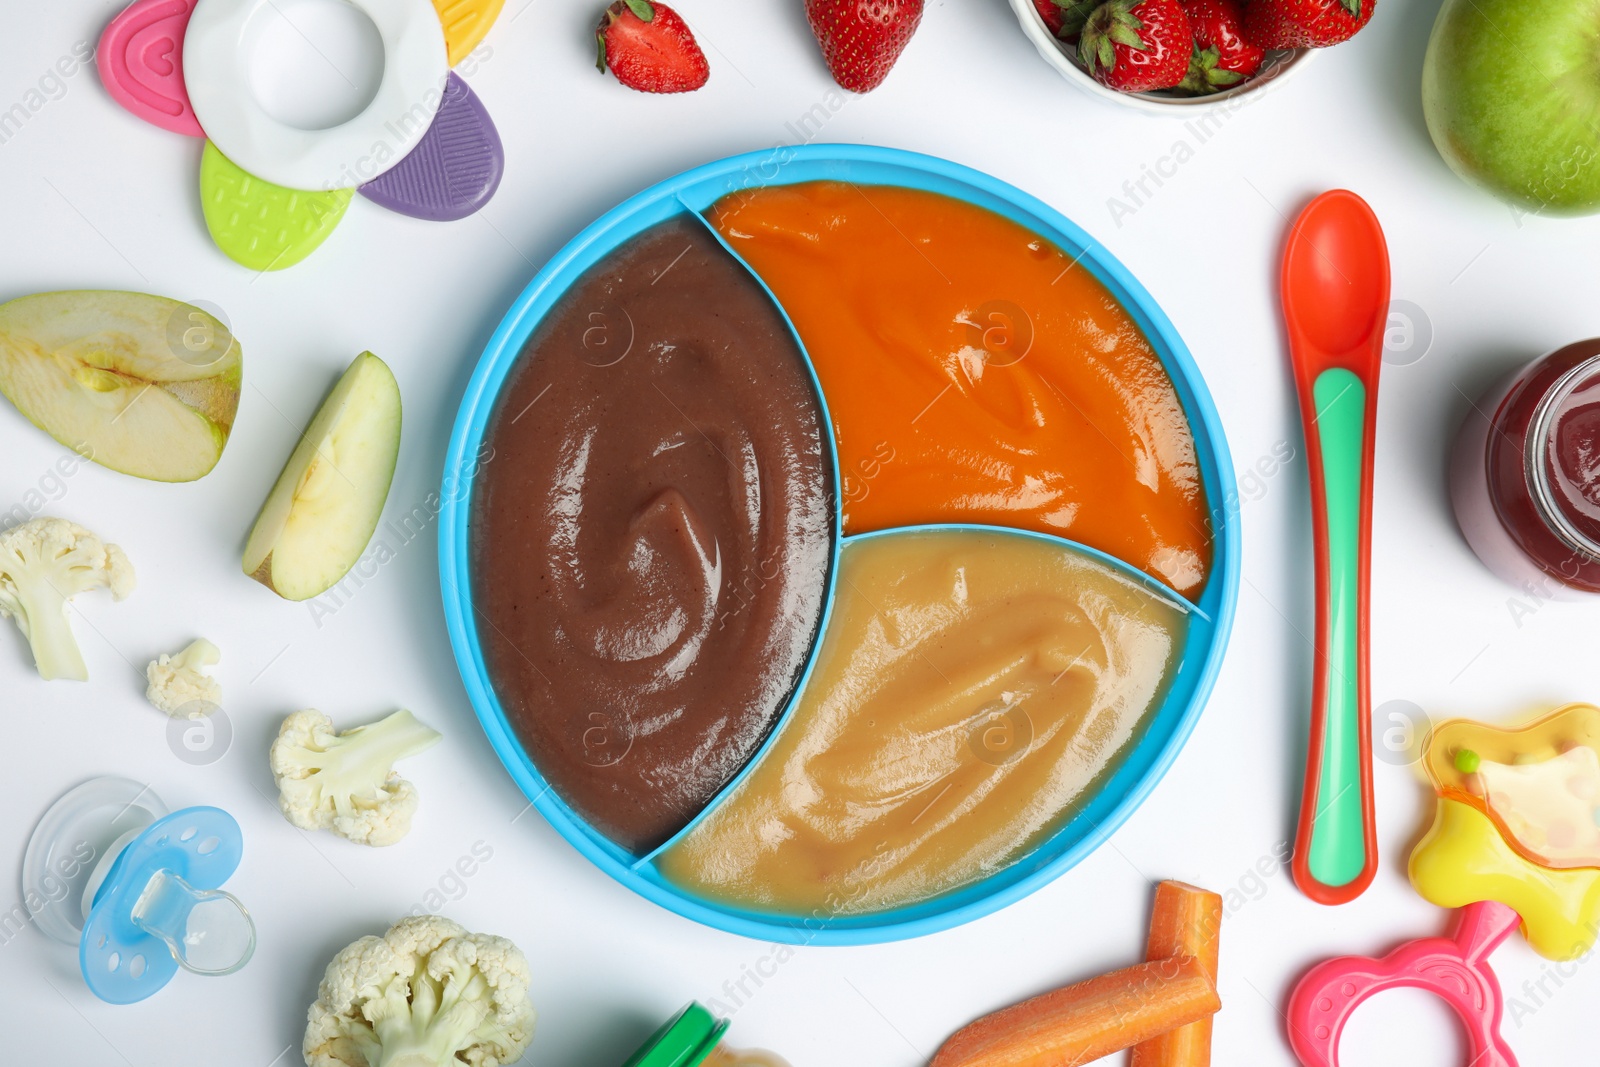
[0,517,135,681]
[145,638,222,717]
[270,709,442,846]
[304,914,535,1067]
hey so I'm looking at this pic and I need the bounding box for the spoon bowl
[1283,190,1391,365]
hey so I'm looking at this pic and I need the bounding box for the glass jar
[1450,339,1600,594]
[702,1047,791,1067]
[622,1003,792,1067]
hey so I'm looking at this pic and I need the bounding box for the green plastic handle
[1307,368,1368,887]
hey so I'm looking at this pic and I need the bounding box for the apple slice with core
[0,291,241,481]
[243,352,402,601]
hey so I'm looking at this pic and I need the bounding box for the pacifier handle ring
[131,871,256,977]
[1286,901,1521,1067]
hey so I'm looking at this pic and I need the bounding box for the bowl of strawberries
[1015,0,1374,111]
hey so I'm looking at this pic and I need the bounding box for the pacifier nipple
[133,868,255,976]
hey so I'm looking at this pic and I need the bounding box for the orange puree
[656,530,1188,915]
[709,181,1212,598]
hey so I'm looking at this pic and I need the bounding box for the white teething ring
[184,0,449,190]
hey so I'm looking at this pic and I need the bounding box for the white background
[3,0,1599,1062]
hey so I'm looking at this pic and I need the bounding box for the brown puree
[470,218,834,853]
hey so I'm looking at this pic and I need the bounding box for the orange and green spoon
[1281,190,1390,905]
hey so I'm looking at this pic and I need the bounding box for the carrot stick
[1130,880,1224,1067]
[928,954,1220,1067]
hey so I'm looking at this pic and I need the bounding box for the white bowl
[1008,0,1314,114]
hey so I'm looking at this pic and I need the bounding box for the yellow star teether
[1423,702,1600,869]
[1410,797,1600,960]
[1411,703,1600,961]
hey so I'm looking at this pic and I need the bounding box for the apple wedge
[243,352,402,601]
[0,291,241,481]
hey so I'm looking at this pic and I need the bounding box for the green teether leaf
[199,142,351,272]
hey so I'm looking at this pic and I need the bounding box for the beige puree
[658,529,1189,914]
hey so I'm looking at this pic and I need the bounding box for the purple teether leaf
[359,73,503,222]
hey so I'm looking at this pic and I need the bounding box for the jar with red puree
[1451,339,1600,594]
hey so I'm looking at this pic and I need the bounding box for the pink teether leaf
[98,0,204,137]
[1286,902,1520,1067]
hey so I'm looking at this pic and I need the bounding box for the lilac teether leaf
[98,0,204,137]
[359,72,503,221]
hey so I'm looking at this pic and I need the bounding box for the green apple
[1423,0,1600,215]
[0,291,241,480]
[243,352,401,601]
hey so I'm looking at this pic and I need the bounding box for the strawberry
[595,0,709,93]
[1241,0,1373,48]
[1036,0,1099,42]
[804,0,924,93]
[1177,0,1262,93]
[1071,0,1192,93]
[1034,0,1069,35]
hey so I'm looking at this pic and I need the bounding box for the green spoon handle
[1293,367,1378,904]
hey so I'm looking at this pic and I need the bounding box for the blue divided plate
[439,144,1240,944]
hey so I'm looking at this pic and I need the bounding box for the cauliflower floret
[0,517,135,681]
[270,709,441,846]
[304,914,535,1067]
[145,638,222,717]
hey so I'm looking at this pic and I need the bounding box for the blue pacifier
[22,777,256,1004]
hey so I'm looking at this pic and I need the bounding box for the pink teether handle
[98,0,204,137]
[1287,901,1520,1067]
